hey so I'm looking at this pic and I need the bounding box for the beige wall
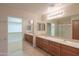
[0,16,7,55]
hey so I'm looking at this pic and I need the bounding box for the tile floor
[8,40,50,56]
[23,40,50,56]
[7,33,50,56]
[8,33,23,56]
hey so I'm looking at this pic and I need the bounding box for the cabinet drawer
[49,44,60,55]
[36,37,79,56]
[61,44,79,56]
[50,41,60,47]
[36,37,49,52]
[24,34,33,44]
[61,48,78,56]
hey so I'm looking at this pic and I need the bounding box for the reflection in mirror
[37,23,45,31]
[47,17,72,40]
[51,24,55,36]
[47,23,55,36]
[37,23,41,31]
[26,19,34,33]
[42,23,45,31]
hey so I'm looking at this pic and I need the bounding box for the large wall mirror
[47,16,72,40]
[37,23,45,31]
[26,19,34,33]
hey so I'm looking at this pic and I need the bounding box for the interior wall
[0,16,7,55]
[0,6,40,55]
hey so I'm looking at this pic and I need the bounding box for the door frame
[71,16,79,40]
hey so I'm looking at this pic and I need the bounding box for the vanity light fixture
[30,20,33,24]
[47,10,64,20]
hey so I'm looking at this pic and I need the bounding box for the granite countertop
[25,32,34,36]
[25,33,79,49]
[36,35,79,49]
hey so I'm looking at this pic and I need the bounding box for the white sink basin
[64,40,79,47]
[65,40,73,43]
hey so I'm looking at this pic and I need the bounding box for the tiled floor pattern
[8,40,50,56]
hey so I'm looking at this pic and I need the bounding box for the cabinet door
[41,39,49,52]
[25,34,29,41]
[61,44,79,56]
[36,37,49,52]
[48,41,61,56]
[72,20,79,40]
[24,34,28,41]
[24,34,33,44]
[29,35,33,44]
[36,37,41,47]
[61,49,78,56]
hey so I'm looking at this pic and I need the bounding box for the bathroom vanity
[24,33,33,45]
[36,36,79,56]
[24,15,79,56]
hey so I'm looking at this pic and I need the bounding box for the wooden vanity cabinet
[72,20,79,40]
[60,44,79,56]
[36,37,79,56]
[36,37,49,53]
[24,34,33,44]
[48,41,61,56]
[36,37,61,56]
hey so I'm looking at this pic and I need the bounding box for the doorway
[47,23,51,36]
[47,23,55,36]
[8,17,23,55]
[72,20,79,40]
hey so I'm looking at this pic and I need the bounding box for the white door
[8,17,23,55]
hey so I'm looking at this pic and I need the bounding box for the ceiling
[0,3,73,14]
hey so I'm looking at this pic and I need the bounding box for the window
[37,23,45,31]
[26,19,34,33]
[42,23,45,31]
[8,17,22,33]
[38,23,41,31]
[51,24,55,36]
[27,25,31,30]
